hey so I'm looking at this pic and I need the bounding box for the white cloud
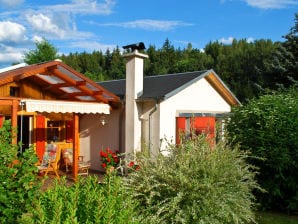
[219,37,235,45]
[26,13,66,38]
[0,0,24,7]
[0,44,24,64]
[0,21,27,42]
[24,11,94,41]
[32,35,43,43]
[92,19,193,31]
[244,0,298,9]
[47,0,115,15]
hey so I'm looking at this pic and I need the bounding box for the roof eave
[205,69,241,106]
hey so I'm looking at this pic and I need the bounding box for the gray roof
[98,70,209,101]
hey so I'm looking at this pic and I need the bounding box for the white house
[0,48,240,174]
[79,49,240,171]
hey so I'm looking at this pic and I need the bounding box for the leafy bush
[20,175,140,224]
[226,87,298,212]
[0,120,41,223]
[124,136,259,224]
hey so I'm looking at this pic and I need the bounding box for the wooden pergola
[0,60,120,180]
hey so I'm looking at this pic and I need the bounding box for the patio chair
[38,143,61,179]
[62,148,91,176]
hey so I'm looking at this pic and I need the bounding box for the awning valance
[21,99,110,114]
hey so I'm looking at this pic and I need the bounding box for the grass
[256,211,298,224]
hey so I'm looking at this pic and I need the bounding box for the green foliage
[0,120,41,223]
[21,175,140,224]
[124,136,259,224]
[24,38,59,64]
[261,14,298,91]
[226,87,298,212]
[205,38,278,102]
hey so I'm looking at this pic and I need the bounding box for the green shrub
[226,87,298,212]
[21,175,140,224]
[124,136,259,224]
[0,120,41,223]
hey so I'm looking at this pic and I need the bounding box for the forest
[25,14,297,103]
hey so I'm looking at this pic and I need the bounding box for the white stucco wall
[124,52,148,154]
[139,100,160,156]
[79,77,233,169]
[158,78,231,150]
[79,108,124,171]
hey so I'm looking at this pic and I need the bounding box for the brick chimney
[123,50,148,154]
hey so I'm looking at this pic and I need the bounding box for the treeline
[58,14,296,102]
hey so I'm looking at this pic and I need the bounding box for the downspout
[148,99,158,154]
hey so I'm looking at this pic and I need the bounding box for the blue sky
[0,0,297,68]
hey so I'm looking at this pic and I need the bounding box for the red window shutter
[176,117,186,144]
[194,117,215,145]
[66,120,73,143]
[36,114,45,161]
[0,115,4,128]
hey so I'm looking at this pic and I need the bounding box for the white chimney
[123,50,148,154]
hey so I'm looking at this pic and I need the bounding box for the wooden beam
[52,69,109,103]
[75,80,86,86]
[44,82,72,90]
[205,73,239,106]
[60,92,94,99]
[48,62,120,103]
[72,113,79,181]
[13,67,48,81]
[0,100,13,106]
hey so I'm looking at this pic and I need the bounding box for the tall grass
[19,175,140,224]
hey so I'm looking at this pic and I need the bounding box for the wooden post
[11,100,19,144]
[72,113,79,181]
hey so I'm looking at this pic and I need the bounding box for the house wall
[0,80,56,99]
[158,78,231,151]
[139,100,160,156]
[79,107,124,171]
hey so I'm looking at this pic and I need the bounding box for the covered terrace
[0,60,120,180]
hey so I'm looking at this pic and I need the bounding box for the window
[10,87,20,97]
[46,120,73,143]
[47,121,62,142]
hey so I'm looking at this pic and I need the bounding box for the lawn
[256,211,298,224]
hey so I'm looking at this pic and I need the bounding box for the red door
[36,114,45,161]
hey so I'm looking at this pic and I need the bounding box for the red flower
[128,161,140,171]
[135,165,140,171]
[99,148,119,169]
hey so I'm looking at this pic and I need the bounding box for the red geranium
[100,148,119,169]
[128,161,140,171]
